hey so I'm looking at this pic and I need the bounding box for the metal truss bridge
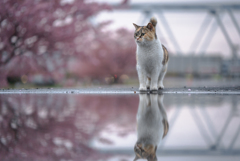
[112,2,240,59]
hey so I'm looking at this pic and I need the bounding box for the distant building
[167,55,240,77]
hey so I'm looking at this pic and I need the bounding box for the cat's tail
[150,17,157,27]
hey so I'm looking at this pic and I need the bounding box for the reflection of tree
[0,94,138,160]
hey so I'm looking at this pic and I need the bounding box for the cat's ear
[147,22,154,31]
[147,156,158,161]
[147,151,158,161]
[133,155,140,161]
[133,23,140,30]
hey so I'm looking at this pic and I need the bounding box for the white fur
[136,94,168,147]
[136,38,168,91]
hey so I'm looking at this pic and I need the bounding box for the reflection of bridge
[159,95,240,156]
[95,95,240,156]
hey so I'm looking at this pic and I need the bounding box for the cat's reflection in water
[134,94,169,161]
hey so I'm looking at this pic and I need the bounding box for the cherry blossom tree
[0,0,110,64]
[68,27,136,84]
[0,0,111,87]
[0,0,136,87]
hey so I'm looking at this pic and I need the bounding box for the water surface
[0,94,239,161]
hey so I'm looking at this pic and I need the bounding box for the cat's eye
[141,33,145,36]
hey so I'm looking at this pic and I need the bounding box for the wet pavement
[0,86,240,94]
[0,87,240,161]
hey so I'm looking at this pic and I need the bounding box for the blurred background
[0,0,240,88]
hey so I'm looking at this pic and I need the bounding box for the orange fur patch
[134,25,157,42]
[162,119,169,138]
[162,44,169,65]
[134,143,157,161]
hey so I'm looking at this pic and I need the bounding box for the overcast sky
[91,0,240,59]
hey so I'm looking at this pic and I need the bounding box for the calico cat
[133,17,169,92]
[134,94,169,161]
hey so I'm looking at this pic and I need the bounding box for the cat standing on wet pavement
[134,94,169,161]
[133,17,169,92]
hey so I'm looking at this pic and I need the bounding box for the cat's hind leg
[150,71,159,92]
[146,77,151,90]
[158,65,168,90]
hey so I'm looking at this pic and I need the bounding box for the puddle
[0,94,239,161]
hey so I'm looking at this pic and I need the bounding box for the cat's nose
[137,37,140,41]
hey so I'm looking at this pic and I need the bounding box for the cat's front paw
[158,84,164,90]
[139,86,147,93]
[158,86,164,90]
[150,86,158,93]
